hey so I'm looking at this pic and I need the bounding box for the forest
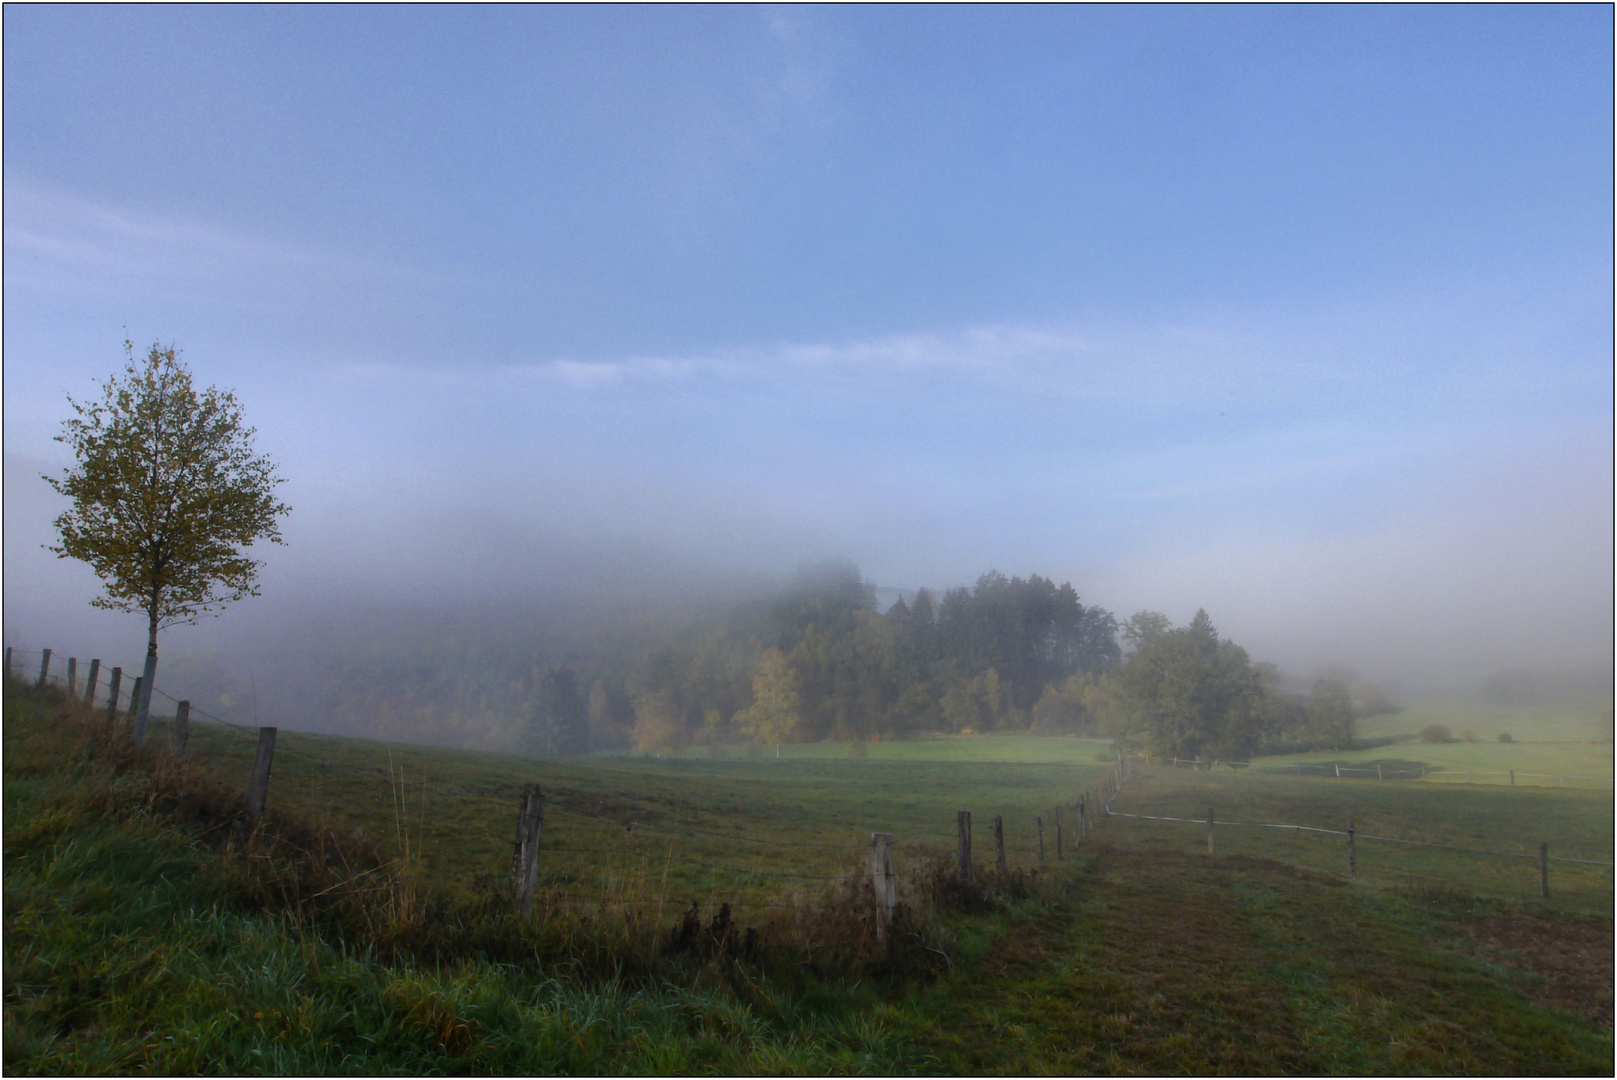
[517,560,1396,760]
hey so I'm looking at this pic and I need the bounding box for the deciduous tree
[1108,609,1268,760]
[737,647,802,746]
[45,341,289,740]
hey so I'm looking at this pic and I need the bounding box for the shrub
[1418,723,1452,744]
[1460,730,1479,743]
[1497,732,1514,743]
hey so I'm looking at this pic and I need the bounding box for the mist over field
[4,6,1611,745]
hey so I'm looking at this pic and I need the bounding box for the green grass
[148,717,1123,917]
[1105,763,1612,914]
[1249,700,1614,790]
[7,679,1612,1074]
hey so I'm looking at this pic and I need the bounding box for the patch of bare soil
[1461,912,1613,1027]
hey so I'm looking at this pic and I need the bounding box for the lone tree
[45,340,289,741]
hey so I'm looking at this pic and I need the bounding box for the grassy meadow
[6,677,1612,1074]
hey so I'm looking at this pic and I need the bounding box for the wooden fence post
[1334,763,1340,779]
[993,814,1007,874]
[956,810,972,881]
[1054,805,1063,860]
[1538,842,1549,899]
[126,677,143,726]
[1036,815,1045,867]
[4,646,10,679]
[68,658,78,700]
[37,648,51,688]
[85,660,100,706]
[1509,770,1514,786]
[1207,807,1215,855]
[870,832,895,941]
[173,701,191,754]
[245,727,277,819]
[1376,763,1382,781]
[1077,795,1086,838]
[1347,822,1356,876]
[104,667,122,724]
[511,784,545,914]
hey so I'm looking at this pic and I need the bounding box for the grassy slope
[6,680,1611,1074]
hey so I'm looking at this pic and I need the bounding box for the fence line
[1105,762,1613,868]
[15,643,1099,924]
[13,644,1602,924]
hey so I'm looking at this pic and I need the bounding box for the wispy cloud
[4,182,424,297]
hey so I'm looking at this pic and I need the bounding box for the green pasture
[137,699,1613,918]
[1105,762,1612,915]
[1242,700,1613,791]
[153,715,1119,920]
[8,681,1613,1074]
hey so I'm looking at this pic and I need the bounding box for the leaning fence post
[1376,763,1382,781]
[173,701,191,754]
[1347,822,1356,876]
[85,659,101,706]
[68,658,78,700]
[245,727,277,819]
[1539,842,1549,899]
[1509,770,1514,786]
[126,677,143,726]
[993,814,1007,874]
[1334,763,1341,779]
[37,648,51,688]
[956,810,972,881]
[870,832,896,941]
[511,784,545,914]
[104,667,122,724]
[1036,815,1045,867]
[1207,806,1215,855]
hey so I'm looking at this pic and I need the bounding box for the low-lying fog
[7,392,1611,736]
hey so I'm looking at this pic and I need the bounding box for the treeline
[169,558,1395,760]
[531,560,1123,754]
[529,561,1397,760]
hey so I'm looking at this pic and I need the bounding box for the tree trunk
[133,600,159,743]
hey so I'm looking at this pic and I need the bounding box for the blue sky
[5,5,1612,687]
